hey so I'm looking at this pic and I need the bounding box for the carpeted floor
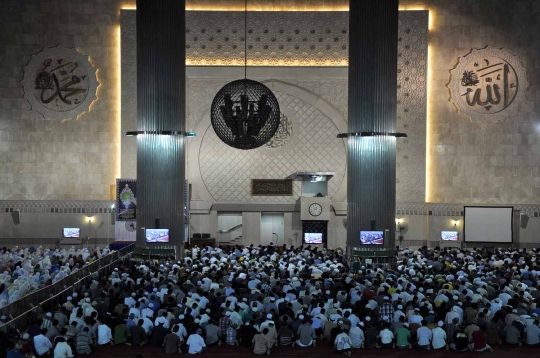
[91,343,536,358]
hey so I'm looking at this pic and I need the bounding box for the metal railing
[0,244,134,330]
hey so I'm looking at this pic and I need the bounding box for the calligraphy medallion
[21,46,99,122]
[448,46,529,122]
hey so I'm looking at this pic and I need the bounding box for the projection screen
[464,206,513,243]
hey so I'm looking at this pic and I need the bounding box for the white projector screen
[464,206,513,243]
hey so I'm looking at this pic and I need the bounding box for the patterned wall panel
[123,10,428,204]
[199,91,347,201]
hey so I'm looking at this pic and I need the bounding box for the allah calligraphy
[22,46,99,122]
[448,46,529,122]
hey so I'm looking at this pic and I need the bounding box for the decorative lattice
[211,79,281,150]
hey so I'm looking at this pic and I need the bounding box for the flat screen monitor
[360,231,384,245]
[146,229,170,243]
[63,228,80,238]
[303,232,323,244]
[441,230,459,241]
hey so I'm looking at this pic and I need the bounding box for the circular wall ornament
[264,113,292,149]
[448,46,529,122]
[21,45,99,122]
[211,79,280,150]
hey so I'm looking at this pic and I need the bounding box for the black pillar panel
[347,0,398,250]
[136,0,186,253]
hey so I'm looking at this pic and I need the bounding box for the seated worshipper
[296,317,316,347]
[263,322,278,349]
[7,343,24,358]
[131,319,148,347]
[395,322,410,349]
[53,337,73,358]
[75,327,93,354]
[114,320,131,346]
[45,319,60,343]
[163,326,183,354]
[277,322,294,347]
[238,320,259,347]
[226,323,239,346]
[378,322,394,349]
[363,320,379,349]
[19,333,33,355]
[34,329,53,356]
[504,320,522,346]
[415,320,432,349]
[252,328,272,355]
[334,326,352,356]
[525,320,540,346]
[97,321,113,345]
[204,320,220,346]
[186,328,206,354]
[152,321,169,347]
[470,325,493,352]
[431,321,447,350]
[450,326,469,352]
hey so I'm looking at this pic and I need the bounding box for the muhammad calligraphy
[22,46,99,122]
[448,46,529,122]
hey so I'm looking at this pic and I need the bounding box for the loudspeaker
[110,209,116,225]
[11,210,20,225]
[521,214,529,229]
[155,218,160,229]
[370,220,376,231]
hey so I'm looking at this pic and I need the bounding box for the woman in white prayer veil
[33,272,42,285]
[18,280,30,297]
[9,288,20,302]
[52,268,66,284]
[81,249,90,262]
[41,270,50,283]
[63,264,72,275]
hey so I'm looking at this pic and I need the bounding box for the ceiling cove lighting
[336,132,408,138]
[125,131,196,137]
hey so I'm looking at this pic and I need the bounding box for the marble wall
[3,0,540,246]
[0,0,123,200]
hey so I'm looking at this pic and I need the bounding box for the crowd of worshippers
[3,244,540,358]
[0,246,110,307]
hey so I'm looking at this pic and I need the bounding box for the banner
[116,179,137,221]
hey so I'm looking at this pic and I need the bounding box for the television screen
[360,231,384,245]
[63,228,80,238]
[441,231,459,241]
[146,229,170,243]
[304,232,323,244]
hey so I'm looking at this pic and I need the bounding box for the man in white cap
[124,293,136,308]
[260,313,275,331]
[431,321,447,350]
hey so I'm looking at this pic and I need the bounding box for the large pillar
[347,0,398,250]
[136,0,185,256]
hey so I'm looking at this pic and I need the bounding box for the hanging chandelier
[210,0,280,150]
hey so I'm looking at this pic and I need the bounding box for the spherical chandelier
[210,0,280,150]
[211,79,280,150]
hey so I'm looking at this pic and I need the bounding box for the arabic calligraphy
[22,46,99,122]
[459,56,517,114]
[448,47,529,122]
[33,58,89,112]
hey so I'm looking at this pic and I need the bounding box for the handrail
[0,244,134,329]
[218,223,243,234]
